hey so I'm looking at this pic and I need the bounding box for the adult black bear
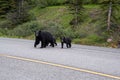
[47,37,57,46]
[60,37,72,48]
[34,30,55,48]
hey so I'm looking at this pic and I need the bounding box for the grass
[30,6,73,27]
[30,4,100,28]
[84,4,100,9]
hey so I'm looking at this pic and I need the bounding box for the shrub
[39,22,65,38]
[74,38,95,45]
[62,28,75,38]
[74,31,88,38]
[0,28,8,35]
[0,20,12,29]
[0,32,3,36]
[41,22,76,39]
[74,38,106,46]
[7,21,42,37]
[7,21,72,38]
[86,34,104,43]
[73,34,106,46]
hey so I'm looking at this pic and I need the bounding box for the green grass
[30,6,73,27]
[84,4,100,9]
[30,5,100,28]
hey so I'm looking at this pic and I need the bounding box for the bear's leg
[66,43,69,48]
[50,42,54,47]
[53,38,57,46]
[40,41,45,48]
[55,42,57,46]
[68,43,71,48]
[40,42,43,48]
[45,42,49,46]
[61,42,64,48]
[34,41,40,47]
[43,41,47,48]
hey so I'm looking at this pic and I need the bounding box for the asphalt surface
[0,37,120,80]
[0,56,116,80]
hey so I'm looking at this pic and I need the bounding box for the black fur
[60,37,71,48]
[34,30,55,48]
[46,37,57,46]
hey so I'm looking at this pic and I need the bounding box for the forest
[0,0,120,47]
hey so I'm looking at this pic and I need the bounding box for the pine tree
[0,0,9,18]
[99,0,120,41]
[91,0,98,4]
[0,0,17,18]
[67,0,84,28]
[6,0,31,26]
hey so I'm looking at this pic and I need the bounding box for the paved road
[0,37,120,80]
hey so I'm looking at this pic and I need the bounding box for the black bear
[53,37,57,46]
[34,30,55,48]
[60,37,72,48]
[47,37,57,46]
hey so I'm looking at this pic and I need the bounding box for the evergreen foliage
[0,0,16,17]
[67,0,85,28]
[99,0,120,41]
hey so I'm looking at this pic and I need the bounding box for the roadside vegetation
[0,0,120,48]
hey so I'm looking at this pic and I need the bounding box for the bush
[74,34,106,46]
[86,34,104,43]
[40,22,75,39]
[74,38,106,46]
[6,10,31,26]
[32,0,66,8]
[62,28,75,38]
[0,32,3,36]
[7,21,42,37]
[6,21,74,38]
[74,31,88,38]
[0,20,12,29]
[0,28,8,35]
[74,38,95,45]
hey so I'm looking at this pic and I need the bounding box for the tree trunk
[16,0,23,17]
[107,1,112,30]
[75,6,78,26]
